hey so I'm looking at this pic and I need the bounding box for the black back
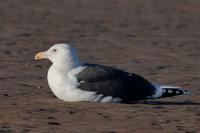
[76,63,156,101]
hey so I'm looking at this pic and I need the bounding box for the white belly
[47,65,122,103]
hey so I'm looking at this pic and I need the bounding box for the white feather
[149,82,181,98]
[46,44,122,103]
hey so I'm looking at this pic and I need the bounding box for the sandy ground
[0,0,200,133]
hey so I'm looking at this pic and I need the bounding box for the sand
[0,0,200,132]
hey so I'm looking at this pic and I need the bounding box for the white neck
[52,61,81,74]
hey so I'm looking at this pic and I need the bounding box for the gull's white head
[35,44,80,67]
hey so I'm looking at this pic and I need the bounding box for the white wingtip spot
[168,90,173,93]
[183,90,190,94]
[128,73,133,76]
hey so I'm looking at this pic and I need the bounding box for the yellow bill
[35,52,48,60]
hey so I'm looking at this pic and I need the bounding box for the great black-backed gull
[35,44,189,103]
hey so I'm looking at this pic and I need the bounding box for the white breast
[47,65,122,103]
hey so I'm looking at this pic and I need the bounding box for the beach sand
[0,0,200,132]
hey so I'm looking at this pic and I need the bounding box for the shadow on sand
[131,101,200,105]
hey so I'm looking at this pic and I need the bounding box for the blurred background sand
[0,0,200,132]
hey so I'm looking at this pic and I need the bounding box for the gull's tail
[148,82,190,99]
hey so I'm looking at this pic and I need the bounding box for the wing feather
[76,63,156,101]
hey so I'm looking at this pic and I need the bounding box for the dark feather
[76,63,156,101]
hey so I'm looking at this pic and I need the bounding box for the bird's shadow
[129,101,200,105]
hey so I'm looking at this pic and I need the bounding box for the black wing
[76,63,156,101]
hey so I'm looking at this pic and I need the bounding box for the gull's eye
[53,49,57,52]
